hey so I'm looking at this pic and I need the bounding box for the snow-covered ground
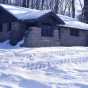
[0,41,88,88]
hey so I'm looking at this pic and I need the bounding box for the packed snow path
[0,47,88,88]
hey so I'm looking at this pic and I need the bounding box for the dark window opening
[70,28,79,36]
[41,26,54,37]
[0,24,3,32]
[7,23,12,32]
[25,25,29,30]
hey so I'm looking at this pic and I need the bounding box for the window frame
[41,26,54,37]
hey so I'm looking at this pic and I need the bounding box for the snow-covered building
[0,4,64,46]
[57,15,88,46]
[0,4,88,46]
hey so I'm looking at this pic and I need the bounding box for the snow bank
[0,40,23,49]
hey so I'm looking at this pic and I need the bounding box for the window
[7,23,12,32]
[41,26,54,37]
[0,24,3,32]
[70,28,79,36]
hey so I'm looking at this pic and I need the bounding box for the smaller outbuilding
[58,15,88,46]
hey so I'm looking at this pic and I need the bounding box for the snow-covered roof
[58,15,77,22]
[0,4,51,20]
[58,14,88,30]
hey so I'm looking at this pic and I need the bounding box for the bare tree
[22,0,26,7]
[82,0,88,23]
[35,0,40,9]
[41,0,44,9]
[72,0,75,18]
[26,0,30,8]
[53,0,59,13]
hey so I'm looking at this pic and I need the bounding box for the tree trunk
[72,0,75,18]
[35,0,40,9]
[26,0,29,8]
[41,0,44,10]
[83,0,88,23]
[54,0,59,13]
[22,0,26,7]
